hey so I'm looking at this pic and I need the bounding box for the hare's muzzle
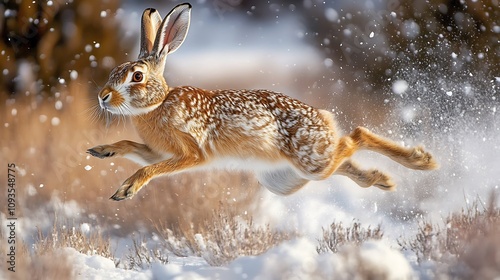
[98,87,123,113]
[98,87,112,110]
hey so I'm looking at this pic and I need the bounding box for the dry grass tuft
[316,220,384,254]
[157,206,297,266]
[399,194,500,262]
[121,235,169,270]
[0,228,74,280]
[34,219,113,260]
[399,193,500,278]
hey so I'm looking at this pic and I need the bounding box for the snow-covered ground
[65,238,413,280]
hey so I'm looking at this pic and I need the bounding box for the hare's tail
[257,167,309,196]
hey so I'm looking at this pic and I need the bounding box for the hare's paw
[87,145,117,159]
[110,170,150,201]
[409,146,439,170]
[109,183,135,201]
[372,170,396,191]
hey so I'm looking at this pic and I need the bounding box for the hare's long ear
[151,3,191,66]
[139,8,162,59]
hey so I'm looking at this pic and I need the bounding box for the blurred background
[1,0,499,241]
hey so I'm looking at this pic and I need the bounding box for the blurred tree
[0,0,131,95]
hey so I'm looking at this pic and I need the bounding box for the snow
[325,8,339,22]
[323,58,334,67]
[70,70,79,80]
[80,223,91,234]
[392,80,409,95]
[402,20,420,39]
[85,44,92,53]
[55,100,63,110]
[64,248,152,280]
[64,239,412,280]
[51,117,60,126]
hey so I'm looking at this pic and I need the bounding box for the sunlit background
[1,0,499,278]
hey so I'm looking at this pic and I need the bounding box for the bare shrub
[121,235,169,270]
[157,208,297,266]
[34,218,113,260]
[399,193,500,278]
[399,194,500,263]
[398,221,441,264]
[0,229,73,280]
[316,220,384,254]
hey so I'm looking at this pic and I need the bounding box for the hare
[87,3,438,201]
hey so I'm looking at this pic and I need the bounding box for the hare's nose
[99,87,112,103]
[101,93,111,102]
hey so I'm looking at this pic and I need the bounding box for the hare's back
[167,87,337,170]
[209,88,339,176]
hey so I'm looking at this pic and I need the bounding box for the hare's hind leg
[335,127,438,171]
[335,159,395,191]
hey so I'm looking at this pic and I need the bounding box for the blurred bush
[0,0,130,95]
[237,0,499,93]
[314,0,498,88]
[385,0,499,78]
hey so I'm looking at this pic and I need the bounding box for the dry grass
[34,218,113,260]
[399,193,500,278]
[316,220,384,254]
[156,206,297,266]
[0,227,73,280]
[0,217,111,279]
[120,235,169,270]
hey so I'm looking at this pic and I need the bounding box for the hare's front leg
[110,156,204,201]
[87,140,163,166]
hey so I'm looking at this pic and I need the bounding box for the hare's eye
[132,71,143,82]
